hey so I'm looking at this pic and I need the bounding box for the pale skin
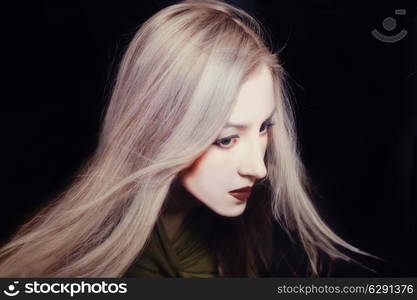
[161,64,276,239]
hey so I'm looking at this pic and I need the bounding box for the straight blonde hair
[0,0,377,277]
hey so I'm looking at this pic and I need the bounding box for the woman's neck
[160,180,202,240]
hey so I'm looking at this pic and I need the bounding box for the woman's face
[181,64,276,217]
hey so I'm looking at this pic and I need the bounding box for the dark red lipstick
[228,186,252,202]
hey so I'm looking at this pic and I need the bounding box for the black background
[2,0,416,276]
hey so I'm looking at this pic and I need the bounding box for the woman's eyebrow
[224,106,277,130]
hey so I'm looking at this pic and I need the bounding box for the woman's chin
[209,203,247,218]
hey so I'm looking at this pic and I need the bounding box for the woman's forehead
[227,65,276,125]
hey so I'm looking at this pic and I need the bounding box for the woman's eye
[260,121,274,133]
[213,121,275,149]
[214,136,238,148]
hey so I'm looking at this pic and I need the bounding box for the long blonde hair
[0,0,376,277]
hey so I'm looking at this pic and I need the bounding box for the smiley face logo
[372,9,408,43]
[3,281,20,297]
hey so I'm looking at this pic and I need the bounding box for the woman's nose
[237,138,267,180]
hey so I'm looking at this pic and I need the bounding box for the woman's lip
[229,186,252,193]
[229,191,250,202]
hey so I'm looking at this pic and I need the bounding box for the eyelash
[213,121,275,149]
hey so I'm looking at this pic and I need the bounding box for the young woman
[0,0,376,277]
